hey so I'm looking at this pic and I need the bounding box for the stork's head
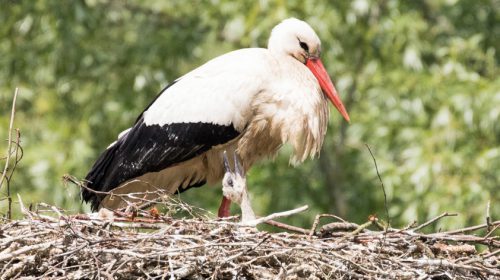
[222,151,246,204]
[268,18,350,122]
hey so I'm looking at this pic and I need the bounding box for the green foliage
[1,0,498,229]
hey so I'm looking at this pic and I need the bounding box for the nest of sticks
[0,194,499,280]
[2,90,498,278]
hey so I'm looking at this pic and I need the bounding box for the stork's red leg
[218,196,232,217]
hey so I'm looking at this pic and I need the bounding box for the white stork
[82,18,350,216]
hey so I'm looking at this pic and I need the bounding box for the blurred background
[0,0,499,230]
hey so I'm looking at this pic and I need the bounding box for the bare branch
[365,144,390,229]
[0,88,19,191]
[412,212,458,232]
[239,205,309,227]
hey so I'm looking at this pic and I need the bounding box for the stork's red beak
[306,58,350,122]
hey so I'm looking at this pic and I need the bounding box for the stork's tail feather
[82,142,121,211]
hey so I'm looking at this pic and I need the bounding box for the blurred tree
[1,0,498,230]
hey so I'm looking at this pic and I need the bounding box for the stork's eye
[227,178,233,187]
[299,41,309,52]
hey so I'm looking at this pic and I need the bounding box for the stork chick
[221,151,256,223]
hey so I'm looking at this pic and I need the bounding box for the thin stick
[308,214,347,239]
[0,88,19,188]
[62,174,113,196]
[365,144,390,229]
[1,88,19,219]
[7,130,21,220]
[412,212,458,232]
[482,248,500,260]
[320,222,360,233]
[348,219,375,237]
[264,220,310,235]
[483,223,500,239]
[440,220,500,235]
[486,200,492,232]
[223,234,271,263]
[16,194,32,219]
[239,205,308,227]
[0,240,57,262]
[408,259,500,276]
[461,248,500,265]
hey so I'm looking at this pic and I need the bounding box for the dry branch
[1,88,21,220]
[0,88,19,191]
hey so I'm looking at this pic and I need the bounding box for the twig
[7,130,22,220]
[16,194,31,219]
[223,234,270,263]
[0,88,18,190]
[348,219,376,237]
[486,200,492,232]
[264,220,310,235]
[403,259,500,276]
[0,240,56,262]
[419,233,500,247]
[365,144,390,229]
[1,88,19,220]
[239,205,308,227]
[333,218,377,244]
[320,222,360,233]
[482,248,500,260]
[484,223,500,239]
[440,220,500,235]
[63,174,209,217]
[308,214,347,239]
[412,212,458,232]
[461,248,500,265]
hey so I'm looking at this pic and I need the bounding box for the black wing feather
[83,118,239,210]
[82,83,240,210]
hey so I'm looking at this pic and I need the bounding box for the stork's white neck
[239,189,256,222]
